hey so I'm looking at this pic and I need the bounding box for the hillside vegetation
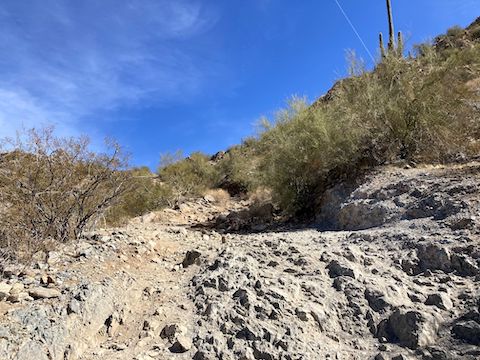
[0,19,479,259]
[156,18,480,217]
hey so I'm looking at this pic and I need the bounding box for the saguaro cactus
[386,0,395,51]
[397,31,404,56]
[379,33,386,58]
[378,0,403,59]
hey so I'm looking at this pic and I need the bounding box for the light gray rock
[0,282,12,300]
[337,200,395,230]
[16,340,49,360]
[28,287,61,300]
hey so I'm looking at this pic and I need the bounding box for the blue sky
[0,0,478,168]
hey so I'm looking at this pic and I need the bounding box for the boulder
[160,324,186,340]
[416,244,452,272]
[377,309,438,349]
[327,260,355,279]
[365,288,390,312]
[452,321,480,345]
[451,254,479,276]
[337,200,395,230]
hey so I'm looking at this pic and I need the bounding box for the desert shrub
[471,25,480,40]
[203,188,231,206]
[0,127,130,258]
[248,187,272,206]
[157,151,220,200]
[106,167,174,225]
[258,96,366,214]
[217,139,262,195]
[446,26,464,38]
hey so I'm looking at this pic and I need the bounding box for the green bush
[446,26,464,38]
[217,139,262,195]
[106,167,174,225]
[256,42,480,216]
[157,151,220,200]
[258,97,365,215]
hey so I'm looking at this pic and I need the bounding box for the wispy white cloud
[0,0,218,138]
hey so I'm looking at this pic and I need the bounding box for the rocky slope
[0,163,479,359]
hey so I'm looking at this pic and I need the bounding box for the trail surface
[0,164,479,360]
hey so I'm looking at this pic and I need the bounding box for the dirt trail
[0,164,479,360]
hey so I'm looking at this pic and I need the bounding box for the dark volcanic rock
[377,309,438,349]
[327,260,355,279]
[452,321,480,345]
[182,250,202,268]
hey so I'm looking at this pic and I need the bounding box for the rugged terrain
[0,163,479,359]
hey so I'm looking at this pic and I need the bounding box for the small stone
[295,308,309,321]
[160,324,185,339]
[451,254,479,276]
[112,343,127,351]
[425,293,453,311]
[236,326,258,341]
[365,288,389,312]
[143,318,161,332]
[182,250,202,268]
[67,299,82,314]
[392,355,411,360]
[28,287,61,299]
[326,260,355,278]
[0,283,12,300]
[218,277,229,292]
[408,293,426,303]
[169,335,192,353]
[40,274,55,286]
[449,216,476,230]
[6,292,30,303]
[233,288,250,309]
[47,251,61,265]
[9,282,25,295]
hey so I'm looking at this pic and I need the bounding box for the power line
[333,0,376,64]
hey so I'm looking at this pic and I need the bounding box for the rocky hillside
[0,163,479,359]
